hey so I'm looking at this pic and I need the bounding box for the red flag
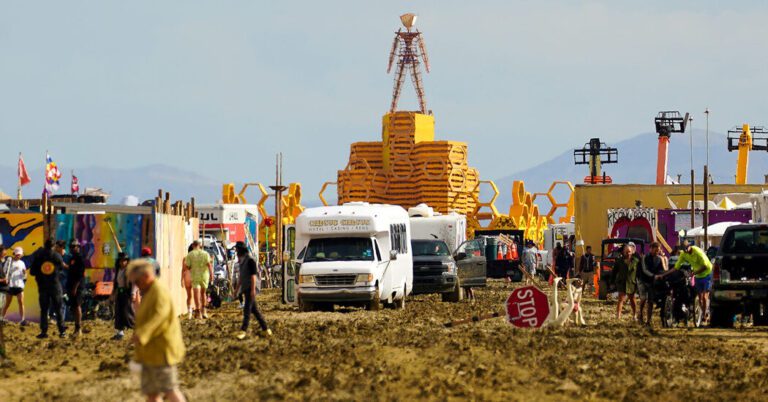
[18,154,31,186]
[71,173,80,194]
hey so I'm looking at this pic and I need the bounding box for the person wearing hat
[66,241,86,336]
[2,247,29,325]
[233,241,271,339]
[141,246,162,278]
[112,252,138,340]
[657,240,713,323]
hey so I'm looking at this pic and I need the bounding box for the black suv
[411,239,486,302]
[711,224,768,327]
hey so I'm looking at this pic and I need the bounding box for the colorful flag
[18,153,31,186]
[45,153,62,194]
[71,172,80,194]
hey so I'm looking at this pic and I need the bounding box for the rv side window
[373,239,382,261]
[390,223,408,254]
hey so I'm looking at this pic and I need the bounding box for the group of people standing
[0,239,88,338]
[612,240,713,325]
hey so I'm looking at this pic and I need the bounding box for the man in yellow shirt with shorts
[183,240,213,319]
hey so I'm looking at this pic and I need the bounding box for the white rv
[408,204,467,253]
[294,202,413,311]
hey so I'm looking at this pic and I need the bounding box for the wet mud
[1,280,767,401]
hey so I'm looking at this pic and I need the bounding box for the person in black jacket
[66,241,86,337]
[639,242,667,326]
[234,242,271,340]
[30,238,67,338]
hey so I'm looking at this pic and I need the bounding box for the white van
[294,202,413,311]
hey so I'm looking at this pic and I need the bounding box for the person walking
[658,240,713,324]
[613,244,638,320]
[181,244,194,319]
[555,243,574,281]
[521,241,538,285]
[29,239,67,338]
[183,241,212,319]
[2,247,29,325]
[66,241,86,337]
[234,242,271,340]
[638,242,666,326]
[128,259,186,402]
[578,245,598,292]
[112,253,138,340]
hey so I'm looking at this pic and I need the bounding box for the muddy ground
[1,280,767,401]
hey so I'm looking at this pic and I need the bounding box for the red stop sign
[506,286,550,328]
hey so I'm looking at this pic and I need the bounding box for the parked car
[410,239,463,302]
[711,224,768,327]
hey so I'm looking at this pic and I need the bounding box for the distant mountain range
[493,129,768,208]
[0,164,221,204]
[3,130,766,208]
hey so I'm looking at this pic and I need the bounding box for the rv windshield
[304,237,375,262]
[411,240,450,256]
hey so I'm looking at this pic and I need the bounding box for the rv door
[282,224,298,304]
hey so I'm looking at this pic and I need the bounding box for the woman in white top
[2,247,28,325]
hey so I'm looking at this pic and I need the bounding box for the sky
[2,1,768,201]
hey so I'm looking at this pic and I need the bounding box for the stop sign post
[506,286,550,328]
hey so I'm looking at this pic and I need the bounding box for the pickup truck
[411,239,462,302]
[711,224,768,327]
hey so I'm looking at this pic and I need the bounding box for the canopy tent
[687,221,744,247]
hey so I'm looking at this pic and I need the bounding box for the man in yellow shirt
[128,259,186,402]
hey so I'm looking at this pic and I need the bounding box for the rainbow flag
[44,153,62,194]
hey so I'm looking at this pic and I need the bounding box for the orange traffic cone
[496,244,504,260]
[509,242,518,260]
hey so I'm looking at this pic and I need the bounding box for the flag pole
[17,152,22,200]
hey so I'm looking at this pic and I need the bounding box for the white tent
[689,221,745,247]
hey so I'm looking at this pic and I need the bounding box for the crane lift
[727,124,768,184]
[574,138,618,184]
[654,111,689,185]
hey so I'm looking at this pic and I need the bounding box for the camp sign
[505,286,549,328]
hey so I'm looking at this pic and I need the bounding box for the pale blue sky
[2,1,768,200]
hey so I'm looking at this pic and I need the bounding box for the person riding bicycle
[656,240,712,323]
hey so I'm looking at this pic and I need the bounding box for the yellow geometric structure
[531,181,575,224]
[221,181,305,249]
[466,180,549,245]
[338,111,479,215]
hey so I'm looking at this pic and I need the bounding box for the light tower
[654,111,689,185]
[387,13,430,114]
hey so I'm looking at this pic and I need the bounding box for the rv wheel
[298,296,315,312]
[366,287,381,311]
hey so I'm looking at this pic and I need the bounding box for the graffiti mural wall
[54,213,147,282]
[0,213,44,322]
